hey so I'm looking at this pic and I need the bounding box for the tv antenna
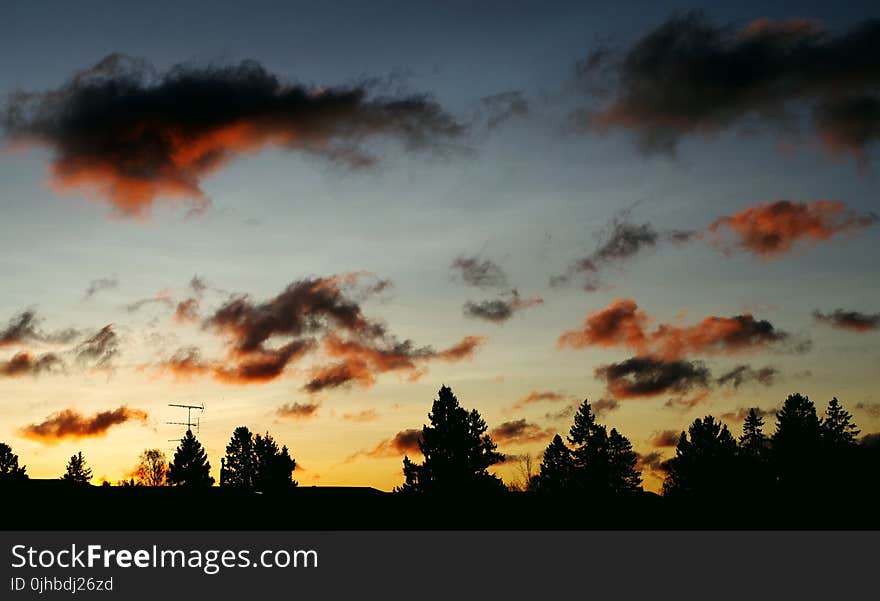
[167,403,205,442]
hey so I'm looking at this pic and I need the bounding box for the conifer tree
[0,442,27,482]
[739,408,768,459]
[821,397,860,449]
[253,432,297,491]
[61,451,93,485]
[221,426,257,488]
[536,434,575,493]
[772,393,822,489]
[167,430,214,488]
[398,385,504,494]
[662,416,737,498]
[607,428,642,494]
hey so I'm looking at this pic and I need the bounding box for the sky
[0,0,878,492]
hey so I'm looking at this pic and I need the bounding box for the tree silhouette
[739,409,768,459]
[607,428,642,494]
[821,397,860,449]
[536,434,575,493]
[662,416,737,498]
[167,430,214,488]
[253,432,297,492]
[399,385,505,494]
[772,393,822,490]
[221,426,257,489]
[61,451,93,485]
[0,442,27,482]
[133,449,167,486]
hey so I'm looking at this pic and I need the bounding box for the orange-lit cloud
[559,298,793,359]
[341,409,380,423]
[276,402,320,420]
[490,419,555,445]
[174,299,200,323]
[649,430,681,448]
[3,54,464,218]
[0,351,63,377]
[352,429,423,460]
[20,406,149,443]
[707,200,877,258]
[509,390,570,412]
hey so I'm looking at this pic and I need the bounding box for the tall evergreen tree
[772,393,822,489]
[607,428,642,495]
[739,409,768,459]
[253,432,297,492]
[0,442,27,482]
[167,430,214,488]
[536,434,575,493]
[566,399,609,492]
[398,386,505,494]
[821,397,860,449]
[61,451,92,485]
[221,426,257,488]
[662,416,737,498]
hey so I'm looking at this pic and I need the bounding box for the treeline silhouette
[1,386,878,529]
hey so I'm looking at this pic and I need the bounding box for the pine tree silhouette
[607,428,642,494]
[0,442,27,482]
[739,409,768,459]
[221,426,257,489]
[61,451,93,486]
[536,434,575,493]
[662,416,737,498]
[772,393,822,491]
[253,432,297,492]
[398,385,505,494]
[167,430,214,488]
[821,397,860,449]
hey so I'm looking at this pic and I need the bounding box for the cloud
[354,428,423,459]
[490,419,554,445]
[552,210,681,290]
[509,390,570,412]
[276,402,320,420]
[341,409,380,423]
[19,406,148,443]
[595,356,711,399]
[451,256,508,288]
[637,451,666,475]
[462,289,543,323]
[83,275,118,300]
[559,298,795,359]
[155,274,485,388]
[544,401,581,422]
[578,13,880,161]
[2,54,465,218]
[716,364,778,388]
[718,406,776,423]
[814,309,880,332]
[707,200,877,258]
[481,90,529,129]
[0,351,63,377]
[592,398,620,418]
[649,430,682,448]
[303,333,485,392]
[174,298,200,323]
[124,291,174,313]
[0,310,79,347]
[854,402,880,419]
[75,325,120,369]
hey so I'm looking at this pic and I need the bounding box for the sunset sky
[1,1,878,493]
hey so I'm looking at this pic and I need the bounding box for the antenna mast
[167,403,205,442]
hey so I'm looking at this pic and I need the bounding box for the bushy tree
[536,434,575,493]
[399,385,505,494]
[167,430,214,488]
[662,416,737,498]
[61,451,93,485]
[133,449,167,486]
[0,442,27,482]
[220,427,297,491]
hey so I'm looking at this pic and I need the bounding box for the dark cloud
[490,419,554,445]
[637,451,666,475]
[84,275,118,300]
[0,351,63,378]
[716,364,778,389]
[551,209,698,290]
[854,402,880,419]
[352,428,423,460]
[75,325,119,369]
[649,430,682,448]
[814,309,880,332]
[544,401,581,422]
[510,390,570,411]
[276,402,320,420]
[708,200,877,258]
[2,54,465,217]
[718,406,776,423]
[481,90,529,129]
[462,289,543,323]
[595,356,711,399]
[451,256,508,288]
[123,293,174,313]
[20,406,148,443]
[579,13,880,161]
[0,310,79,347]
[559,298,795,359]
[593,398,620,418]
[862,432,880,449]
